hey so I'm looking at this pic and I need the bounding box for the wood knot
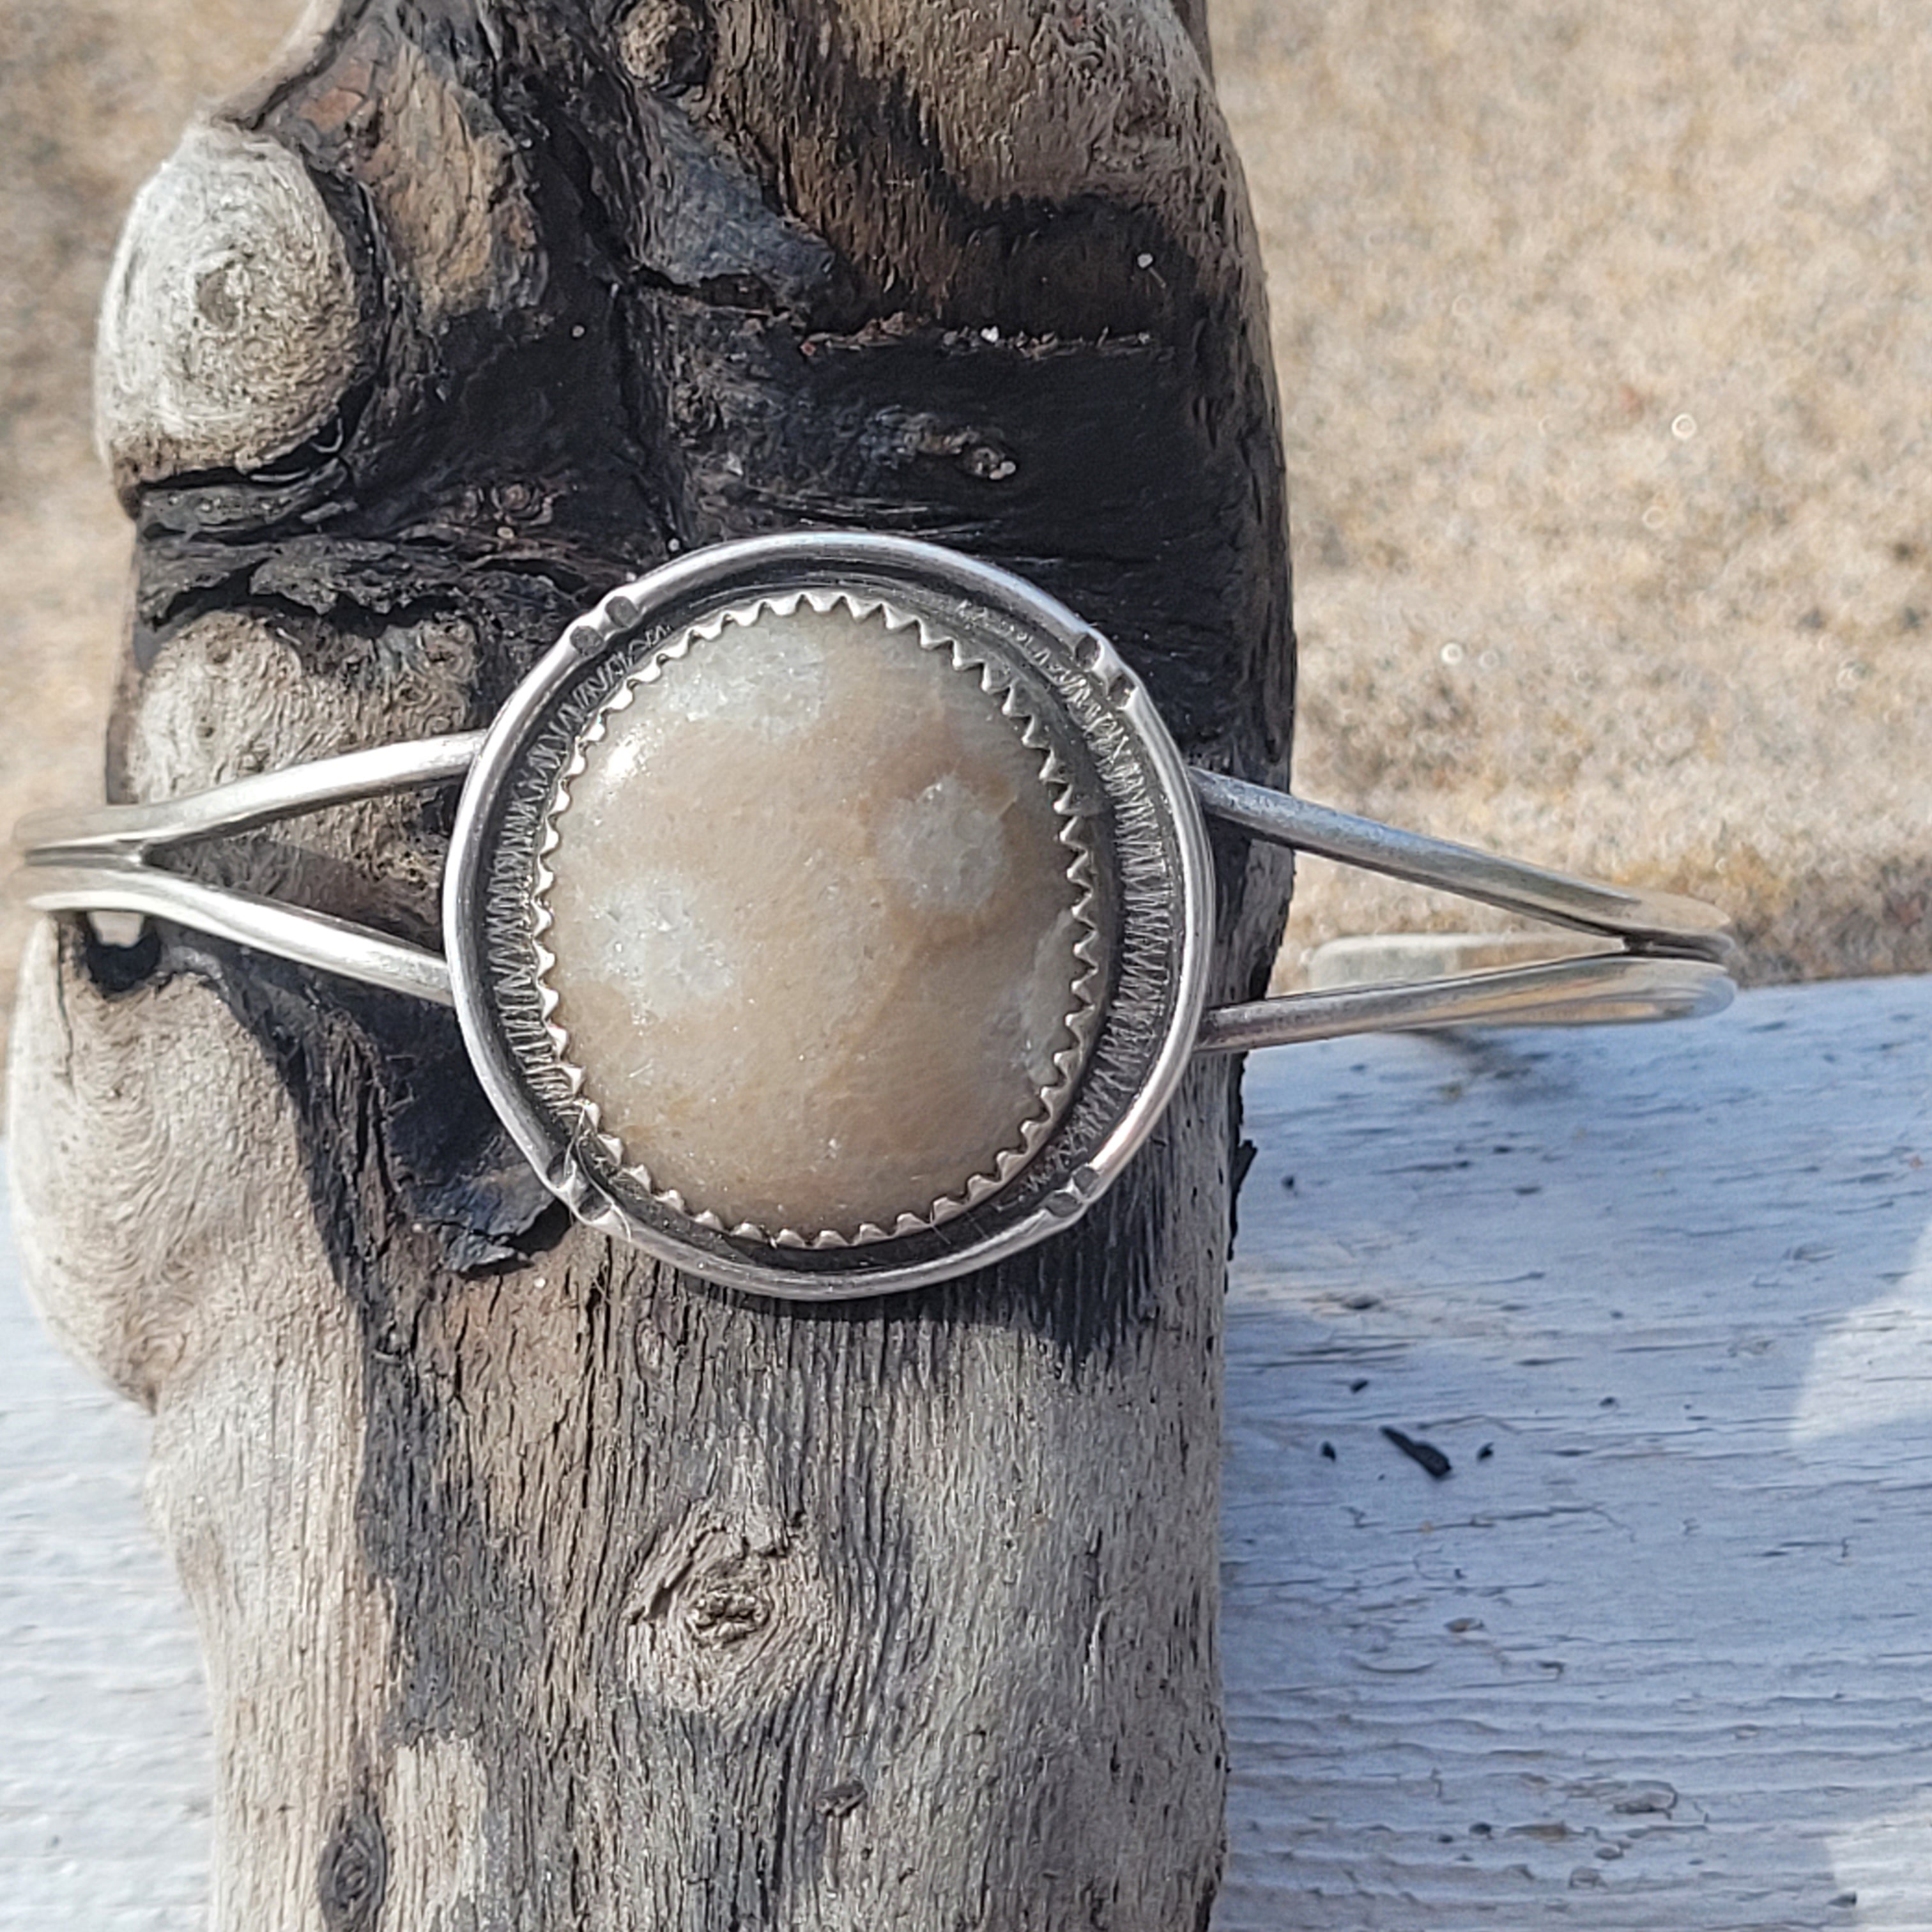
[624,1506,829,1714]
[318,1797,388,1932]
[687,1574,772,1646]
[96,121,360,495]
[615,0,712,92]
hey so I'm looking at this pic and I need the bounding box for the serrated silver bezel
[445,532,1215,1301]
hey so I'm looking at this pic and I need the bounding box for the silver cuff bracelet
[12,532,1735,1298]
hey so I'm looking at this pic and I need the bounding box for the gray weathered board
[4,974,1930,1929]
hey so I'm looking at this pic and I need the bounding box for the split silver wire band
[8,532,1736,1296]
[13,744,1733,1039]
[18,734,481,1008]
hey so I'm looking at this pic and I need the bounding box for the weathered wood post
[7,1,1292,1923]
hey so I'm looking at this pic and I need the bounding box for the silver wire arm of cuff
[12,734,482,1008]
[11,737,1736,1040]
[1186,770,1736,1048]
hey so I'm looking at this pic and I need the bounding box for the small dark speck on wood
[819,1781,866,1820]
[1381,1427,1453,1480]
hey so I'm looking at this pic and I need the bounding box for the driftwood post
[8,1,1292,1924]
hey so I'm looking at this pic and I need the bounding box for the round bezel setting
[445,532,1215,1300]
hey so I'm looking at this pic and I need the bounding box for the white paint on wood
[1216,975,1932,1929]
[1794,1213,1932,1443]
[0,1176,212,1932]
[95,121,360,491]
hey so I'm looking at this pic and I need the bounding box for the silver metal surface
[6,532,1738,1297]
[14,734,483,862]
[17,861,452,1004]
[444,530,1216,1299]
[1197,954,1735,1053]
[1191,769,1734,962]
[13,733,479,1004]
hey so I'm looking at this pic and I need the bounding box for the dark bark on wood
[10,2,1292,1925]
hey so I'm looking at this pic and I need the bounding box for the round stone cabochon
[536,595,1094,1239]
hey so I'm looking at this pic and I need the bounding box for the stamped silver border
[445,532,1216,1301]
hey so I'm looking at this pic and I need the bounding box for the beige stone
[536,597,1097,1239]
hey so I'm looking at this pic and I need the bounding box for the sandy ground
[1216,1,1931,988]
[1,0,1926,1062]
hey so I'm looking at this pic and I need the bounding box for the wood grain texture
[95,120,362,496]
[7,2,1293,1926]
[1219,975,1932,1928]
[11,977,1932,1929]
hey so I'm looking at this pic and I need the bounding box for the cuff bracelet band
[12,532,1735,1299]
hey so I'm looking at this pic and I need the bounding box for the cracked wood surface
[9,975,1932,1928]
[6,3,1293,1926]
[1218,974,1932,1928]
